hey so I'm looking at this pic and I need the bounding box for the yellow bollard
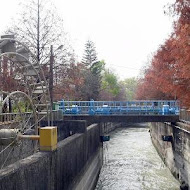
[39,126,57,151]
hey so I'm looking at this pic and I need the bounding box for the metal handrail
[58,100,180,115]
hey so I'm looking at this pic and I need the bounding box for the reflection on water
[95,126,179,190]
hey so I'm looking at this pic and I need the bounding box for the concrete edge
[72,148,103,190]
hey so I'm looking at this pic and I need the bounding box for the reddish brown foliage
[0,57,22,92]
[136,0,190,107]
[53,63,85,100]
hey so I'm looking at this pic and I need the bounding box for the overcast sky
[0,0,175,79]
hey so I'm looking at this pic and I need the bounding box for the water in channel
[95,125,180,190]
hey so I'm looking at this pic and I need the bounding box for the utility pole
[49,45,54,109]
[49,44,62,124]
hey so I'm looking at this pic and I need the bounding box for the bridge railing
[58,100,179,115]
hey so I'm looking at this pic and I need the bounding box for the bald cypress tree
[6,0,71,66]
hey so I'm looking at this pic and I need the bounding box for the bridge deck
[63,114,179,123]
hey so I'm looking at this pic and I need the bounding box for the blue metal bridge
[57,100,180,122]
[58,100,179,115]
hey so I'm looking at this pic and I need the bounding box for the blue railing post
[89,99,95,115]
[59,99,65,113]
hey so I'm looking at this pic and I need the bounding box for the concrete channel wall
[0,122,103,190]
[150,122,190,187]
[0,120,92,168]
[100,122,122,134]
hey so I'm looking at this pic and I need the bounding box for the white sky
[0,0,175,80]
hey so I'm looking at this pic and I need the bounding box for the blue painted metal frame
[58,100,179,115]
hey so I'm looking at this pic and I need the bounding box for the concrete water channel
[1,118,189,190]
[95,124,180,190]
